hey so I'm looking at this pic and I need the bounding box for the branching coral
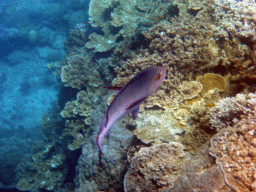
[209,93,256,191]
[208,93,256,132]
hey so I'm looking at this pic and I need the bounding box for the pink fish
[96,66,167,165]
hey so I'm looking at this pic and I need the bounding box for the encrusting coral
[209,93,256,192]
[124,142,190,192]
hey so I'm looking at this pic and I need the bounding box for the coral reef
[61,89,105,125]
[124,142,190,192]
[209,93,256,192]
[208,93,256,132]
[87,0,174,52]
[74,98,134,191]
[61,53,103,90]
[60,120,89,150]
[60,89,107,150]
[85,33,117,52]
[170,142,232,192]
[133,110,184,144]
[113,54,192,110]
[16,142,67,191]
[211,0,256,40]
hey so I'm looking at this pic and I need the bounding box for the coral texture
[208,93,256,132]
[74,97,134,191]
[211,0,256,40]
[124,142,189,192]
[170,142,232,192]
[60,120,89,150]
[209,93,256,191]
[61,53,103,89]
[87,0,174,52]
[16,142,67,191]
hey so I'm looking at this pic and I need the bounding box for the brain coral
[124,142,189,192]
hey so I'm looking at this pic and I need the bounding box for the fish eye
[156,74,161,80]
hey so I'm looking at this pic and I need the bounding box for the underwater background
[0,0,255,191]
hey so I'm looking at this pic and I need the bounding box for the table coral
[179,80,203,100]
[124,142,189,192]
[133,110,184,144]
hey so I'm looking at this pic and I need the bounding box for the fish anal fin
[132,106,140,120]
[127,97,147,110]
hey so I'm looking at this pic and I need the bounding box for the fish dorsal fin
[105,86,122,93]
[127,97,147,110]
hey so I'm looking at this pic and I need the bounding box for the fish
[96,66,167,166]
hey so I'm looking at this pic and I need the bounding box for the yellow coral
[196,73,227,96]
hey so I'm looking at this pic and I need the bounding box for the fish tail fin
[99,150,103,168]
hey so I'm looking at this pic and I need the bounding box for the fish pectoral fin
[131,106,140,120]
[127,97,147,110]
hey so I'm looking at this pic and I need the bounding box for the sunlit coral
[196,73,227,96]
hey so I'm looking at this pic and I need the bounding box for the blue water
[0,0,89,191]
